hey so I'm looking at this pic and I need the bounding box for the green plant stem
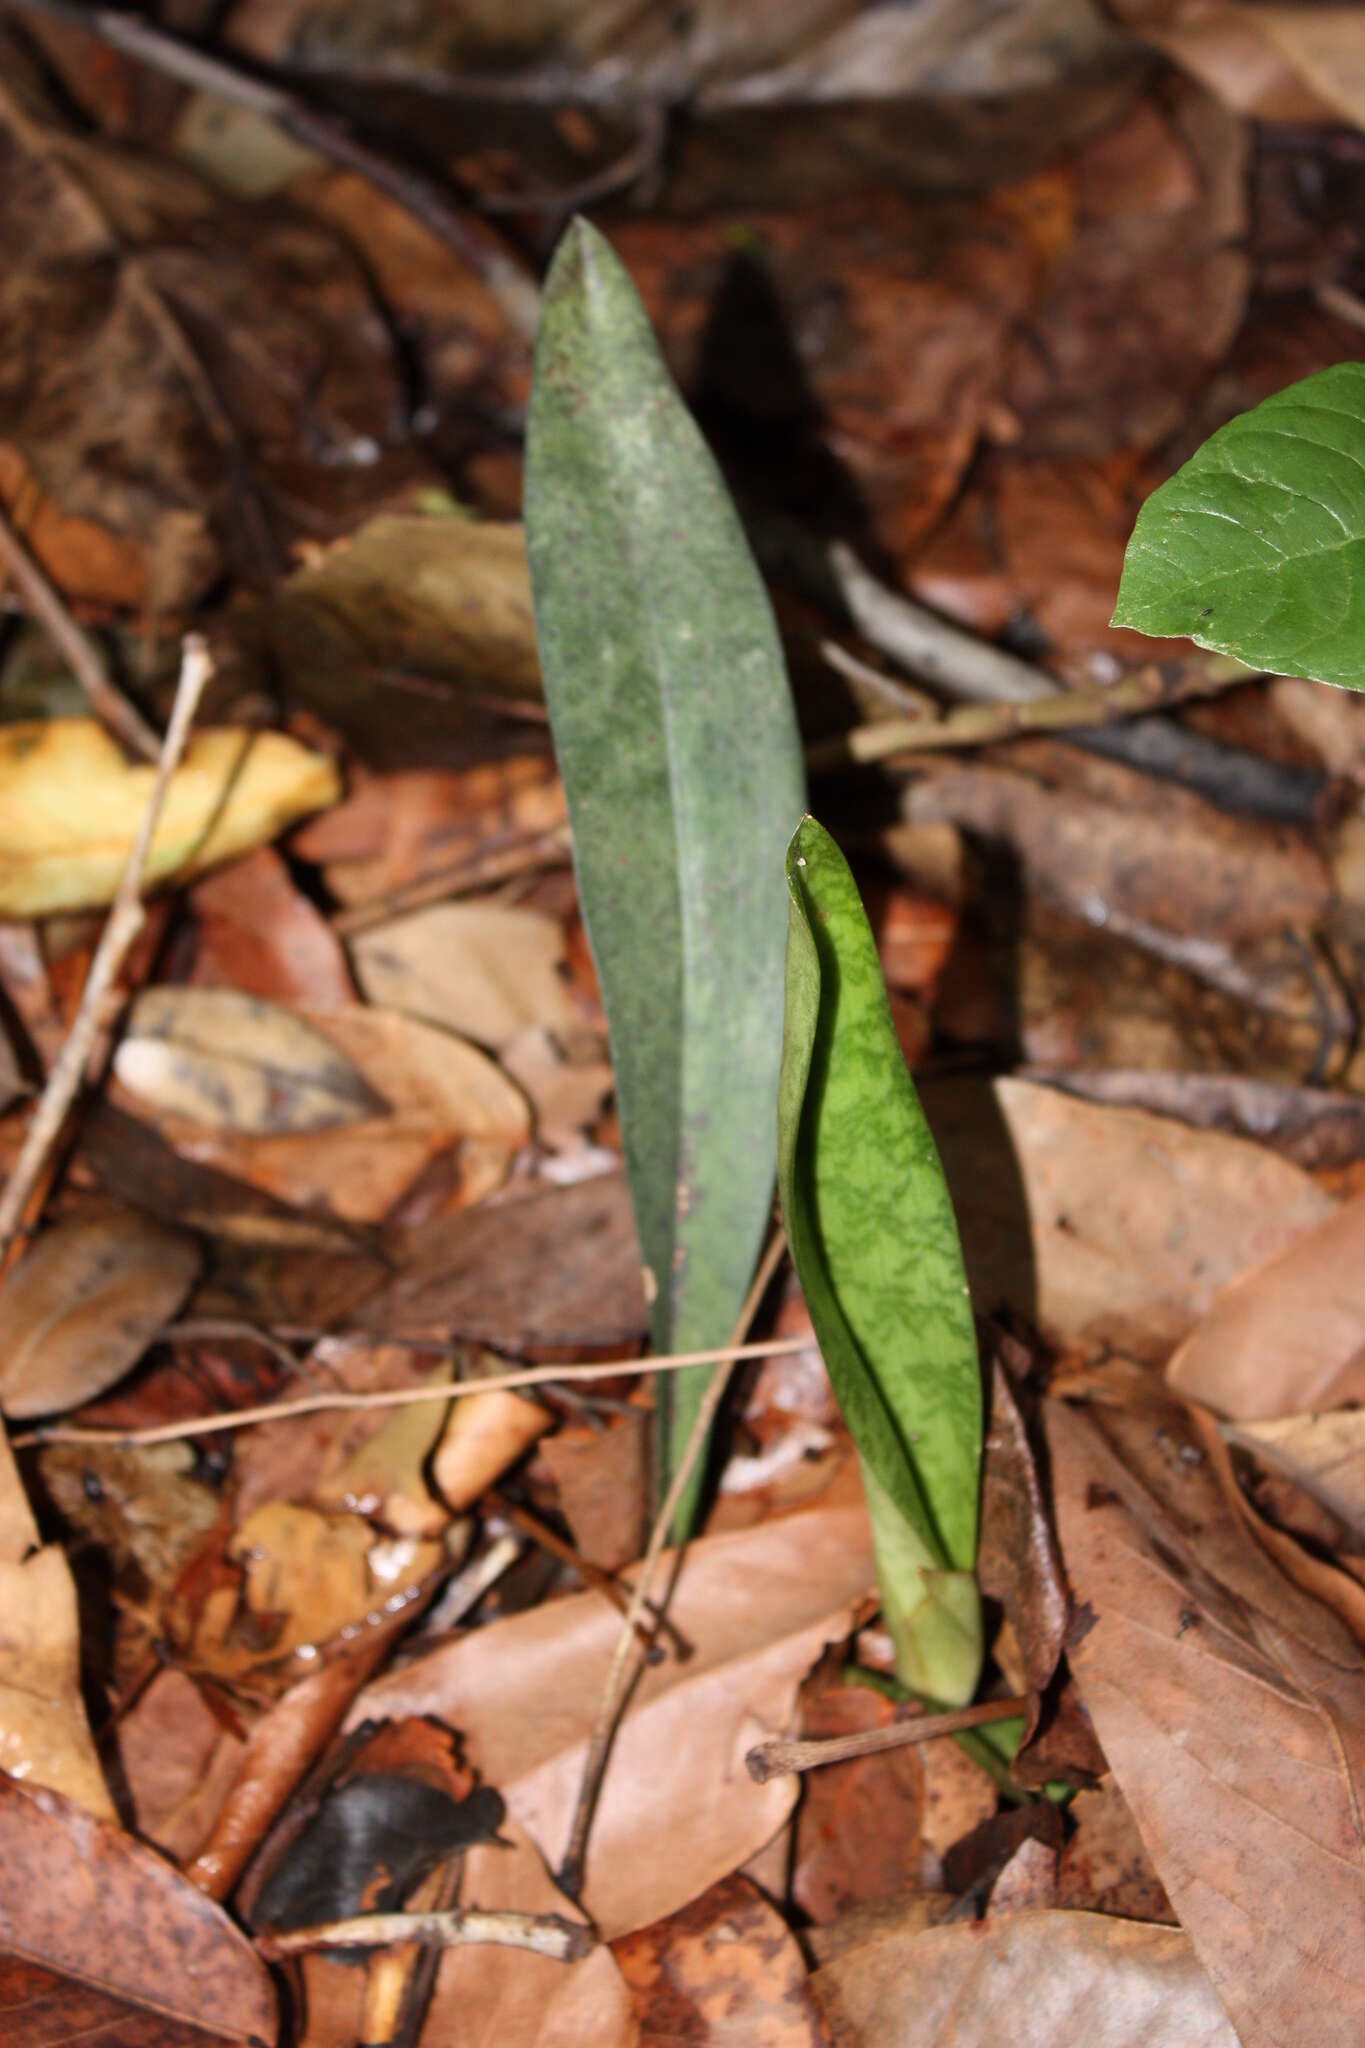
[862,1459,982,1709]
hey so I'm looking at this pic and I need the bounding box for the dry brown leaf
[904,739,1329,945]
[1048,1397,1365,2046]
[0,1205,199,1419]
[1057,1779,1176,1924]
[39,1440,222,1597]
[185,1501,443,1692]
[812,1908,1237,2048]
[431,1385,550,1513]
[349,901,578,1051]
[114,1668,247,1866]
[501,1026,614,1149]
[0,1426,113,1820]
[791,1681,923,1927]
[128,1005,530,1226]
[0,1775,276,2043]
[1168,1193,1365,1417]
[615,1872,827,2047]
[356,1173,648,1351]
[348,1502,876,1938]
[924,1077,1333,1359]
[116,987,387,1135]
[187,848,355,1007]
[977,1361,1067,1725]
[0,720,340,918]
[538,1407,649,1573]
[1120,0,1365,125]
[1225,1411,1365,1545]
[246,515,543,763]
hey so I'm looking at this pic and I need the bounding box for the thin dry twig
[557,1226,788,1898]
[745,1693,1031,1783]
[812,639,1254,769]
[488,1491,688,1663]
[0,635,213,1255]
[0,501,160,758]
[10,1331,814,1448]
[257,1904,593,1963]
[6,0,540,344]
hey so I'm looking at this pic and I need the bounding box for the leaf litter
[5,7,1365,2042]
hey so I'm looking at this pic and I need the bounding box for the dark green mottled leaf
[779,817,981,1702]
[525,220,805,1525]
[1114,362,1365,690]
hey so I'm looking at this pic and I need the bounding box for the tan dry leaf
[813,1909,1236,2048]
[1168,1193,1365,1417]
[0,719,340,917]
[348,1502,877,1938]
[0,1775,276,2044]
[431,1385,550,1512]
[116,985,387,1134]
[129,1005,531,1225]
[1048,1397,1365,2047]
[349,901,577,1050]
[0,1204,199,1418]
[924,1077,1334,1360]
[0,1427,113,1819]
[1224,1410,1365,1545]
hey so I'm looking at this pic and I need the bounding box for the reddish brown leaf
[537,1405,649,1573]
[615,1873,828,2046]
[0,1777,275,2045]
[976,1360,1068,1725]
[186,851,354,1008]
[1057,1780,1175,1924]
[791,1683,923,1927]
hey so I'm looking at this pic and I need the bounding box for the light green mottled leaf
[525,219,805,1524]
[779,817,981,1701]
[1114,361,1365,690]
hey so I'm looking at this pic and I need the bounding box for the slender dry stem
[258,1906,593,1963]
[0,635,212,1254]
[11,1331,813,1449]
[0,502,159,758]
[557,1227,787,1897]
[745,1693,1030,1783]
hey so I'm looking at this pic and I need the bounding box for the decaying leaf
[116,986,388,1135]
[0,1204,200,1419]
[1049,1396,1365,2046]
[0,1429,113,1820]
[813,1908,1237,2047]
[0,1775,276,2046]
[0,719,340,918]
[349,1502,876,1937]
[616,1872,827,2047]
[1225,1410,1365,1544]
[123,1005,531,1225]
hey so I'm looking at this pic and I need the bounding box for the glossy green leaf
[1114,362,1365,690]
[525,219,805,1525]
[779,817,981,1702]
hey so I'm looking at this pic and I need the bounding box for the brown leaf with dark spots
[1048,1396,1365,2047]
[615,1873,828,2047]
[977,1360,1067,1728]
[0,1952,243,2048]
[0,1776,275,2045]
[0,1205,199,1419]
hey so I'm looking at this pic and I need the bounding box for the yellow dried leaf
[0,719,341,917]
